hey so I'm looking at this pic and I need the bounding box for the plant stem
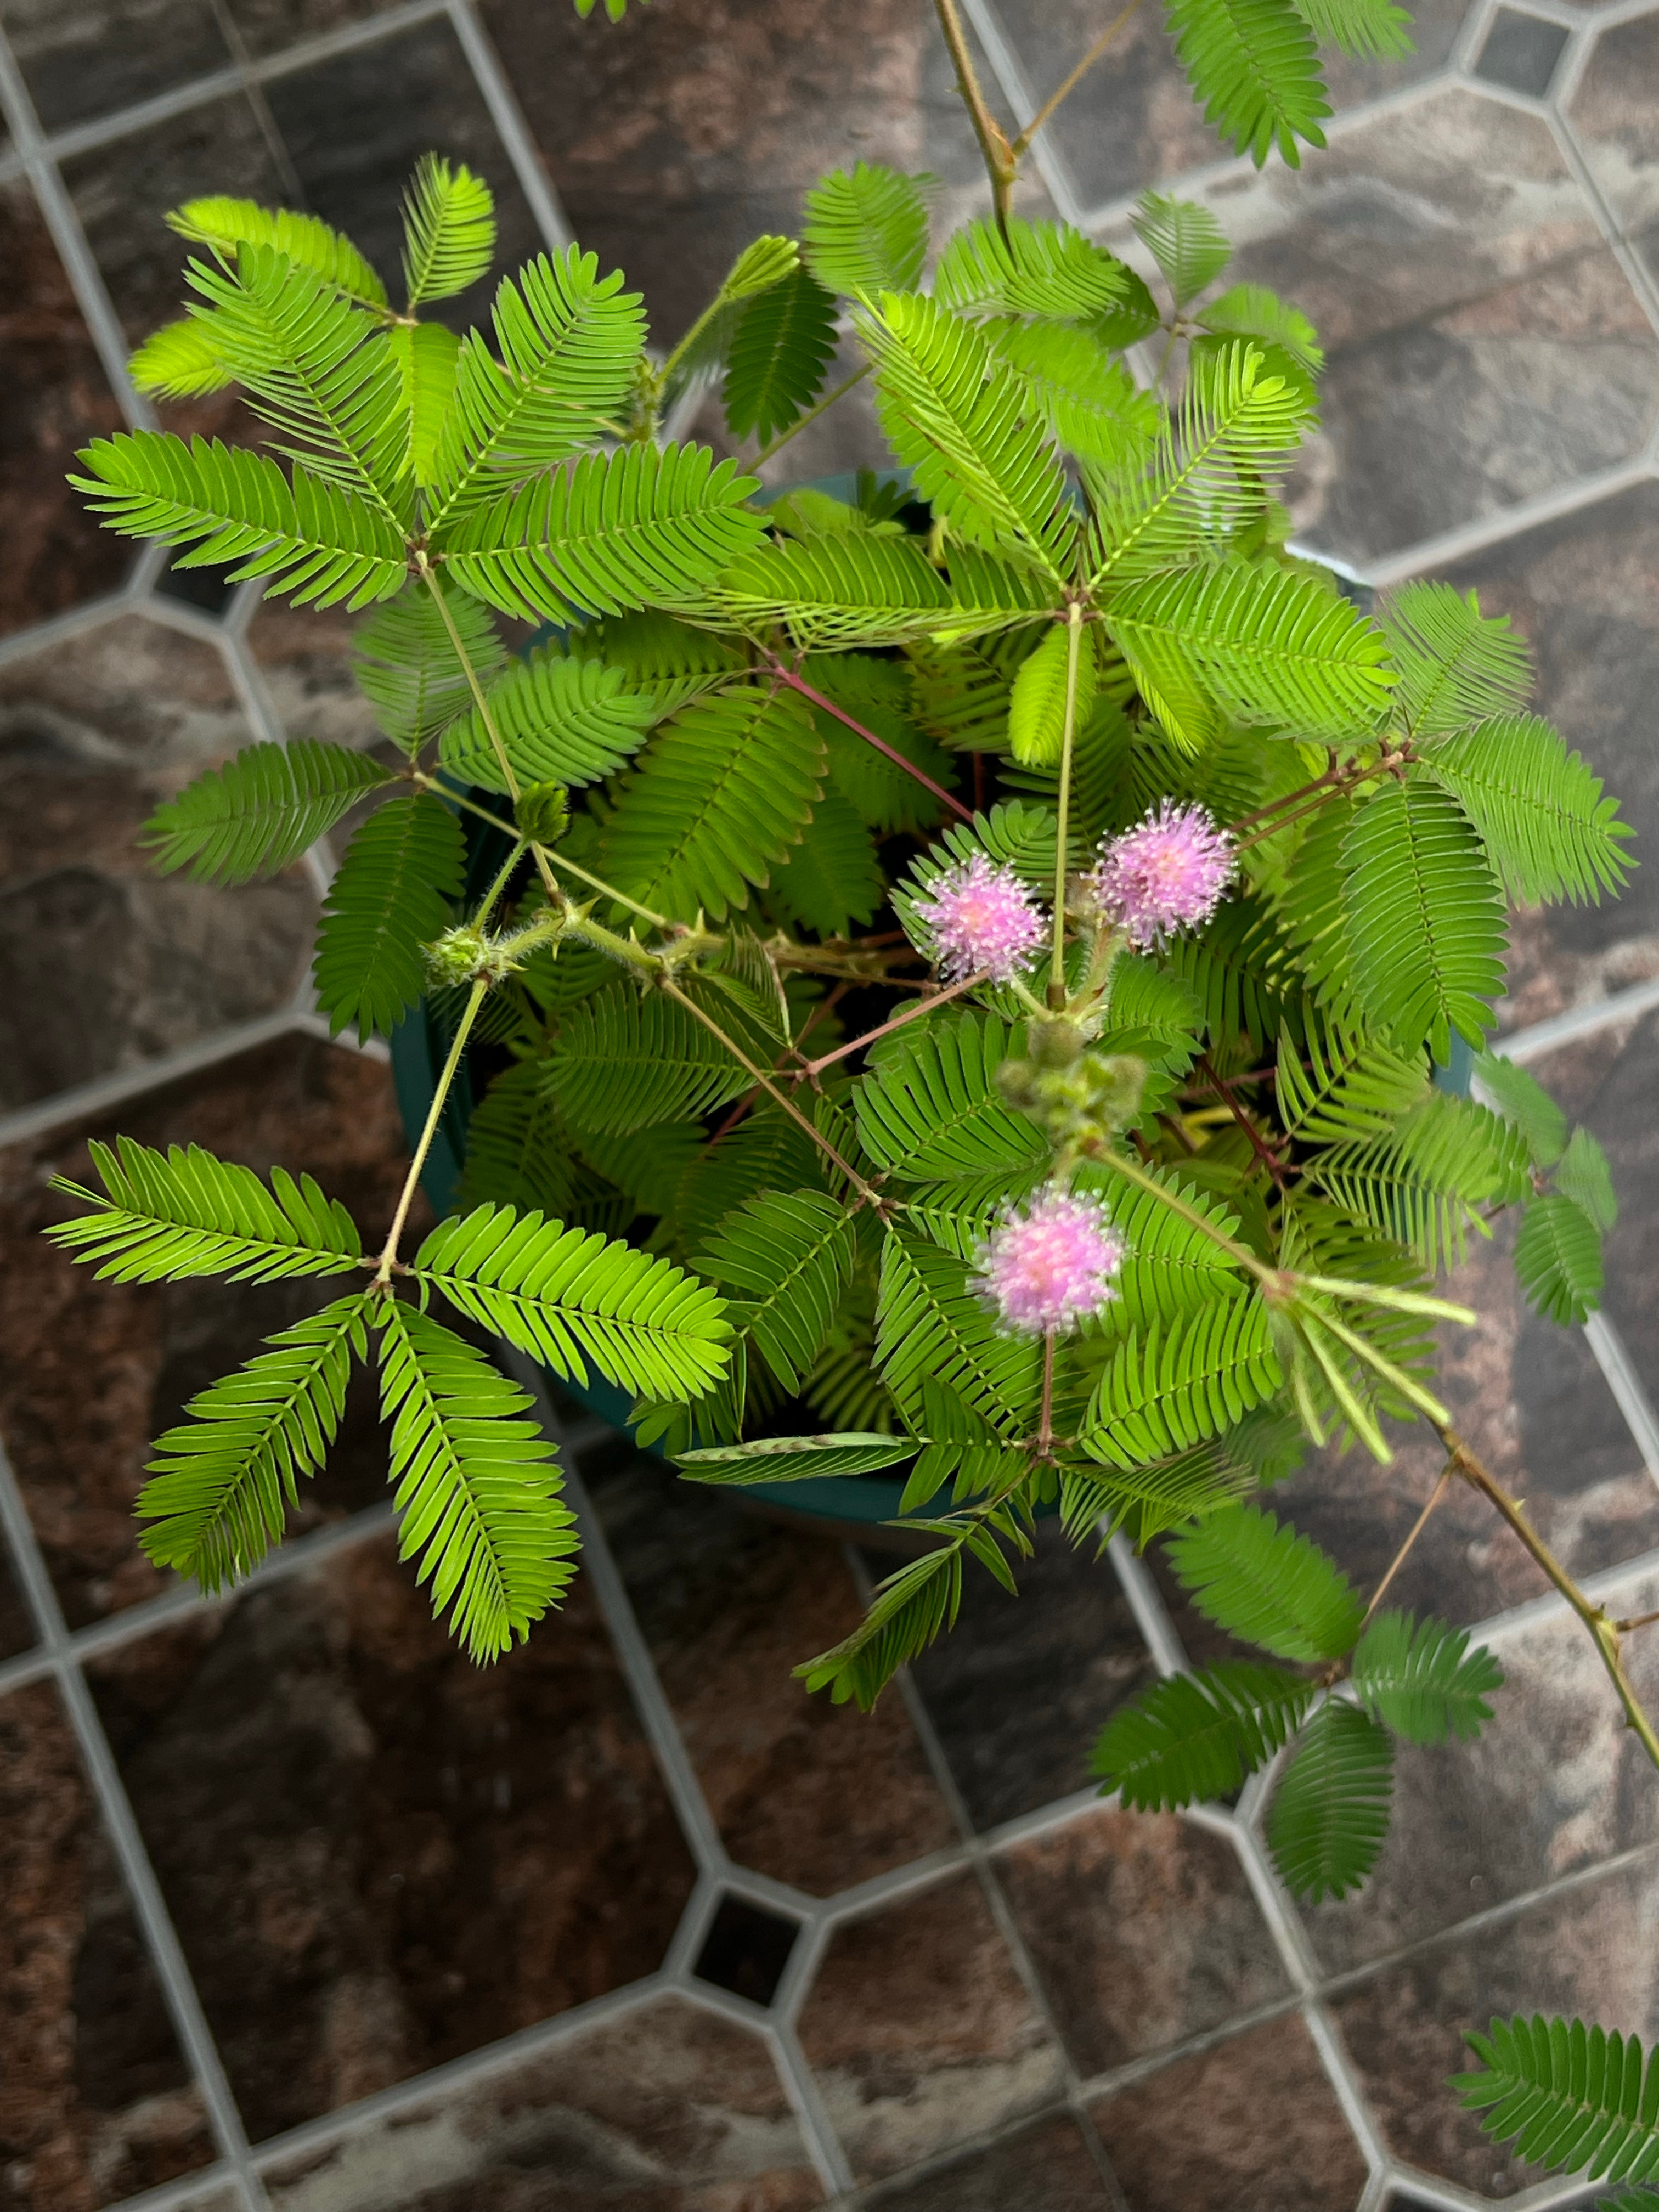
[414,778,673,932]
[1048,602,1085,1010]
[1080,1135,1271,1279]
[1355,1461,1453,1640]
[1010,0,1148,157]
[801,968,989,1076]
[372,977,488,1287]
[755,365,873,468]
[661,979,884,1206]
[473,840,528,931]
[768,660,974,822]
[1037,1329,1056,1452]
[1195,1052,1289,1188]
[931,0,1019,230]
[1449,1432,1659,1773]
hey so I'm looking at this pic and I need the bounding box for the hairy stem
[1195,1052,1289,1188]
[800,968,989,1077]
[662,979,884,1205]
[1011,0,1148,157]
[931,0,1018,230]
[1037,1329,1057,1452]
[1450,1434,1659,1773]
[373,977,487,1287]
[1049,603,1085,1009]
[767,660,974,822]
[1081,1135,1271,1279]
[414,779,673,932]
[755,365,873,467]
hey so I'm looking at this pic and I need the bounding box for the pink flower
[973,1186,1125,1336]
[1092,802,1233,950]
[913,853,1047,984]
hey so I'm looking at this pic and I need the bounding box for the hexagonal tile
[859,2110,1115,2210]
[1568,12,1659,286]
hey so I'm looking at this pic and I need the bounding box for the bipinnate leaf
[1424,714,1634,907]
[802,162,932,297]
[1164,1502,1364,1661]
[765,788,885,938]
[312,791,467,1039]
[1515,1192,1604,1326]
[441,643,658,792]
[991,320,1161,472]
[933,215,1130,323]
[723,262,840,444]
[548,984,755,1133]
[1130,193,1231,306]
[352,574,506,753]
[697,1189,857,1391]
[1378,581,1533,740]
[796,1515,1021,1708]
[142,740,393,884]
[855,1013,1048,1183]
[1351,1611,1503,1743]
[168,193,386,308]
[1290,0,1412,57]
[1091,1660,1317,1808]
[876,1229,1045,1435]
[400,153,496,306]
[1164,0,1331,167]
[130,317,234,399]
[1452,2013,1659,2186]
[377,1300,578,1662]
[1008,620,1096,767]
[390,321,461,486]
[1340,778,1507,1062]
[136,1294,369,1591]
[1082,1291,1283,1469]
[48,1137,362,1286]
[1473,1050,1568,1168]
[1557,1125,1618,1231]
[675,1432,916,1483]
[413,1203,732,1401]
[1265,1698,1392,1900]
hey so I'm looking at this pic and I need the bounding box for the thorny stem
[755,365,873,467]
[800,969,989,1077]
[1617,1609,1659,1634]
[1449,1435,1659,1773]
[932,0,1019,231]
[661,980,884,1206]
[1195,1052,1290,1188]
[1011,0,1148,156]
[767,660,974,822]
[1049,602,1086,1009]
[414,779,672,932]
[373,978,488,1288]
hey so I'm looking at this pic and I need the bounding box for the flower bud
[515,781,570,846]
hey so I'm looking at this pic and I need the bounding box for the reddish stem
[801,969,989,1077]
[768,660,974,823]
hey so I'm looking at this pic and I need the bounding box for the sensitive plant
[42,0,1659,2129]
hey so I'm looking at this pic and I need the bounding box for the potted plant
[43,0,1657,2140]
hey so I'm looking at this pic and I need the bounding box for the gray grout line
[445,0,573,252]
[1585,1311,1659,1482]
[1547,100,1659,337]
[0,1437,267,2212]
[1362,456,1656,586]
[72,2163,248,2212]
[0,585,144,669]
[1107,1527,1188,1675]
[1494,970,1659,1060]
[0,1010,319,1150]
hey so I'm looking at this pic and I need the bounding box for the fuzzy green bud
[1028,1016,1085,1069]
[424,923,525,988]
[515,781,570,846]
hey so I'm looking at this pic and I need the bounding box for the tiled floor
[5,0,1659,2206]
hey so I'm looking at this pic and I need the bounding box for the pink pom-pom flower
[1092,802,1234,950]
[912,851,1047,984]
[973,1186,1125,1336]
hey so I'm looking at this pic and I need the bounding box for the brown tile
[481,0,990,349]
[797,1870,1064,2182]
[990,0,1469,217]
[1299,1563,1659,1972]
[1329,1848,1659,2195]
[1114,88,1659,570]
[591,1454,956,1896]
[0,1543,36,1662]
[1570,14,1659,289]
[862,2109,1114,2211]
[1090,2013,1369,2212]
[3,0,232,133]
[245,599,387,756]
[1262,1217,1659,1632]
[222,0,406,61]
[261,1991,825,2210]
[87,1534,697,2143]
[0,1677,216,2210]
[1437,482,1659,1031]
[262,20,544,337]
[0,610,315,1111]
[902,1517,1160,1831]
[0,179,130,640]
[1,1035,418,1627]
[1553,1011,1659,1403]
[996,1808,1291,2079]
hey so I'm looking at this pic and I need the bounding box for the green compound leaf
[439,441,765,625]
[1266,1699,1393,1901]
[1351,1611,1504,1743]
[1082,1289,1282,1469]
[1558,1125,1618,1232]
[719,531,1056,650]
[390,320,461,486]
[46,1137,362,1287]
[1164,0,1331,167]
[766,788,885,938]
[167,193,387,309]
[723,262,840,445]
[400,152,496,306]
[1515,1191,1605,1326]
[1165,1502,1364,1661]
[934,215,1130,322]
[1423,713,1635,907]
[802,162,932,297]
[675,1432,916,1483]
[142,740,393,885]
[135,1294,370,1592]
[1472,1050,1569,1169]
[697,1188,858,1390]
[600,683,825,923]
[442,644,658,792]
[312,791,466,1039]
[1131,192,1232,307]
[71,430,408,611]
[991,319,1163,472]
[1378,580,1533,741]
[856,1013,1049,1183]
[129,317,234,399]
[876,1228,1045,1436]
[376,1300,578,1662]
[1092,1660,1317,1808]
[1290,0,1412,57]
[351,573,506,752]
[1340,778,1508,1062]
[547,983,755,1134]
[1451,2013,1659,2187]
[413,1203,732,1402]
